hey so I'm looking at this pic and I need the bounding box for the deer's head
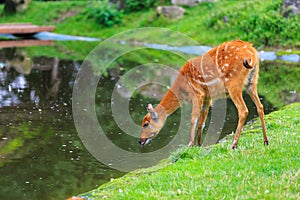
[139,104,166,147]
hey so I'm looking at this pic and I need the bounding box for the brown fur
[139,40,268,149]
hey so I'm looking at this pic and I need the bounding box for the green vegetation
[81,103,300,199]
[23,41,99,60]
[124,0,159,13]
[207,1,300,48]
[259,61,300,108]
[85,1,123,27]
[0,0,299,48]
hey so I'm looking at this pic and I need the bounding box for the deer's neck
[155,63,192,116]
[158,86,181,116]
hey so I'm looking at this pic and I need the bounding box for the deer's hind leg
[246,68,268,145]
[227,85,249,149]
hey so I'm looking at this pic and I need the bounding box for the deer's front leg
[196,100,211,146]
[188,97,202,147]
[189,116,199,147]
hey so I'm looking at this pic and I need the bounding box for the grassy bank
[0,1,299,48]
[79,103,300,199]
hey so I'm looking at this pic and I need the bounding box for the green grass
[80,103,300,199]
[0,1,299,48]
[23,41,99,60]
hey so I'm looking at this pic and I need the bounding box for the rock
[171,0,217,7]
[109,0,126,10]
[281,0,300,18]
[4,0,31,14]
[156,5,185,19]
[223,16,229,23]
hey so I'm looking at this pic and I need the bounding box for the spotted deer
[139,40,268,149]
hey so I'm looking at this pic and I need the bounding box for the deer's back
[181,40,259,98]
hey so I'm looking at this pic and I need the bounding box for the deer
[139,40,269,149]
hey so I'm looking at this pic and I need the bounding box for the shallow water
[144,43,300,63]
[0,32,100,42]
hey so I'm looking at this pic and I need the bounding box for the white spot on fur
[243,45,247,48]
[225,78,229,82]
[225,56,228,59]
[235,56,238,59]
[222,63,229,70]
[231,46,235,49]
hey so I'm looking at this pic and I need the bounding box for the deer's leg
[247,83,268,145]
[188,97,203,147]
[228,88,249,149]
[196,100,211,146]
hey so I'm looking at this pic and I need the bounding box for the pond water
[0,49,126,199]
[0,38,299,199]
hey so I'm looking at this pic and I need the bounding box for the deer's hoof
[264,140,269,146]
[188,142,194,147]
[231,140,238,149]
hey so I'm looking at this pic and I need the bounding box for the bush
[124,0,157,13]
[86,1,122,27]
[207,0,300,47]
[238,11,300,47]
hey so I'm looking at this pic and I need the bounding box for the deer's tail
[243,58,255,69]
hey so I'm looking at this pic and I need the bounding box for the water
[0,49,124,199]
[0,32,100,42]
[0,38,299,199]
[144,43,300,63]
[34,32,100,42]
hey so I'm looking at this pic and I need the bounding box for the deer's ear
[147,104,158,120]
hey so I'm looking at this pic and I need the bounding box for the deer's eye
[143,123,149,128]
